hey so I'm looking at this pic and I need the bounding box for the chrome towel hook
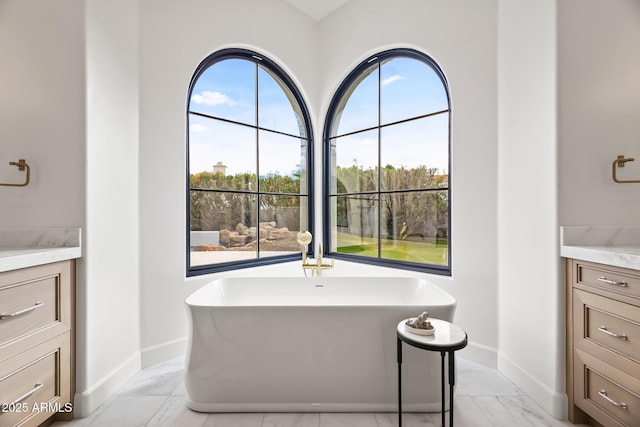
[0,159,31,187]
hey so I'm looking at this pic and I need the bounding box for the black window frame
[322,48,451,275]
[186,48,314,277]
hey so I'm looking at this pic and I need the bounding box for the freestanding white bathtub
[184,276,457,412]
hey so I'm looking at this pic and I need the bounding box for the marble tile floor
[52,357,588,427]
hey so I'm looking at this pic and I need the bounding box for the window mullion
[255,61,260,258]
[377,61,382,260]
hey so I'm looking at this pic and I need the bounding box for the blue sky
[188,56,448,176]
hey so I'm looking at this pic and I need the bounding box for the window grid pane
[189,58,256,126]
[331,194,379,258]
[330,64,379,137]
[258,195,308,259]
[380,191,448,266]
[258,65,307,138]
[380,57,449,125]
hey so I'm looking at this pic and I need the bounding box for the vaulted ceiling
[283,0,351,20]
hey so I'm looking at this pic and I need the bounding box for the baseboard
[73,351,141,418]
[497,352,568,419]
[72,338,187,419]
[459,341,497,368]
[138,336,491,370]
[140,336,187,368]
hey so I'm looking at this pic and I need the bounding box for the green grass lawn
[336,232,448,265]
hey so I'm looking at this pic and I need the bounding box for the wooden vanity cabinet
[0,261,75,427]
[567,259,640,427]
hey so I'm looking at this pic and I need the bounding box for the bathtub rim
[185,276,456,308]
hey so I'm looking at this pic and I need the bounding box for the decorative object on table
[405,311,435,336]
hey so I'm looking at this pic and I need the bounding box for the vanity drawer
[574,289,640,366]
[576,261,640,301]
[574,349,640,427]
[0,332,70,427]
[0,262,71,360]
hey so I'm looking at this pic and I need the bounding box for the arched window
[323,48,451,275]
[187,49,313,276]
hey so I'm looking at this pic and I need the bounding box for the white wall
[0,0,85,226]
[497,0,564,418]
[558,0,640,225]
[78,0,141,417]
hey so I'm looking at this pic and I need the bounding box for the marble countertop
[560,226,640,271]
[0,227,82,273]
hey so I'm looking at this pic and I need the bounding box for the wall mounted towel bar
[612,155,640,184]
[0,159,31,187]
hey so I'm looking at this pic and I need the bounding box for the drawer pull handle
[598,389,628,410]
[598,276,628,287]
[0,301,44,319]
[9,382,43,406]
[598,326,628,340]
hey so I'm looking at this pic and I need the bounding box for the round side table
[397,318,468,427]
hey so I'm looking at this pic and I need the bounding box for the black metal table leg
[397,337,402,427]
[449,350,455,427]
[441,351,445,427]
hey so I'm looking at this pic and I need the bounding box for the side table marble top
[397,318,468,350]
